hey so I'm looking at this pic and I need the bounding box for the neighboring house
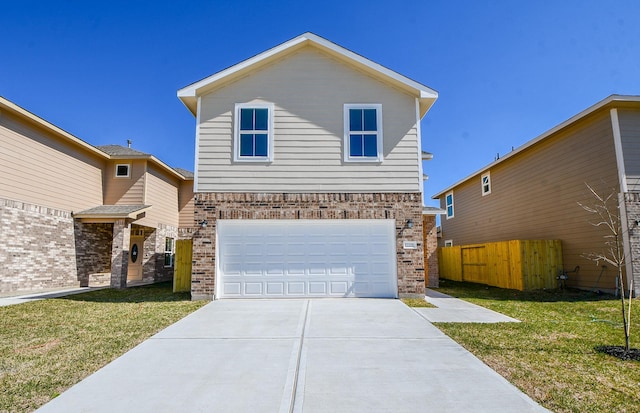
[177,32,439,299]
[433,95,640,295]
[0,96,194,294]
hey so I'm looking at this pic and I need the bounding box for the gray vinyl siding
[439,111,620,291]
[0,111,104,211]
[618,108,640,191]
[196,47,420,193]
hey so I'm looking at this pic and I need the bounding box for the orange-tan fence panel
[438,240,562,291]
[173,239,192,293]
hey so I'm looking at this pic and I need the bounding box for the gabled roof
[177,32,438,117]
[432,94,640,199]
[0,96,194,182]
[97,145,193,180]
[97,145,150,157]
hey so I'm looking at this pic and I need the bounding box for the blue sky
[2,1,639,207]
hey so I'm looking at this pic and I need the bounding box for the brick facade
[74,222,113,287]
[624,192,640,296]
[422,214,439,288]
[192,192,425,300]
[0,198,78,293]
[142,223,178,283]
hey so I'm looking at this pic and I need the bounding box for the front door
[127,234,144,281]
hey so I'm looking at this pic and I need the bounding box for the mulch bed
[595,345,640,361]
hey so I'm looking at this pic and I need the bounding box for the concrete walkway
[37,298,546,413]
[415,289,521,323]
[0,287,108,307]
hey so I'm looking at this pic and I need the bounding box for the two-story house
[0,96,195,294]
[433,95,640,295]
[178,33,438,300]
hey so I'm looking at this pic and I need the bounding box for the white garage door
[217,220,397,298]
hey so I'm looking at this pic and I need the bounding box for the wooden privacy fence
[438,240,563,290]
[173,239,193,293]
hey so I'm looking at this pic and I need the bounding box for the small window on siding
[444,240,453,247]
[344,104,383,162]
[115,164,130,178]
[445,191,454,219]
[481,172,491,196]
[234,103,274,162]
[164,237,174,267]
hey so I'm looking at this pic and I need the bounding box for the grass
[433,280,640,413]
[0,282,206,412]
[400,297,436,308]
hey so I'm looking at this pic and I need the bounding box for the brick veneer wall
[144,223,178,283]
[192,192,425,300]
[422,214,439,288]
[74,222,113,287]
[0,197,78,293]
[624,192,640,296]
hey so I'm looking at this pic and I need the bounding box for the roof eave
[177,32,439,117]
[431,94,640,199]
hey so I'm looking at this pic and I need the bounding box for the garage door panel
[217,220,397,298]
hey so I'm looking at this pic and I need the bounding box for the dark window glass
[116,165,129,176]
[240,134,254,156]
[240,108,254,130]
[363,134,377,157]
[363,109,377,131]
[255,134,268,157]
[349,109,363,131]
[350,134,363,157]
[254,109,268,130]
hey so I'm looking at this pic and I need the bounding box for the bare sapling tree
[579,183,633,352]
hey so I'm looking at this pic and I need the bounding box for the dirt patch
[595,345,640,361]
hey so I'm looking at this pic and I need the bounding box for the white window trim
[445,191,454,219]
[343,103,383,163]
[233,102,275,163]
[164,237,174,268]
[115,163,130,178]
[444,239,453,247]
[481,172,491,196]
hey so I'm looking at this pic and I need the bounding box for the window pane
[363,109,377,131]
[255,134,268,157]
[116,165,129,176]
[349,109,363,131]
[446,194,452,205]
[240,108,254,130]
[349,134,363,156]
[164,253,172,267]
[363,134,377,157]
[240,134,254,156]
[254,108,268,131]
[447,206,453,217]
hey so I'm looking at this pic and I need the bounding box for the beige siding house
[433,95,640,295]
[178,33,440,300]
[0,97,194,294]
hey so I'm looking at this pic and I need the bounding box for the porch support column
[110,219,130,289]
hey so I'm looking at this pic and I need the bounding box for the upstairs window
[445,191,454,219]
[234,103,274,162]
[344,104,383,162]
[115,164,130,178]
[481,172,491,196]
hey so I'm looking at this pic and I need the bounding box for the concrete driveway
[37,299,547,412]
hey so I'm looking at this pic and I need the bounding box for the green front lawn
[433,280,640,413]
[0,283,206,412]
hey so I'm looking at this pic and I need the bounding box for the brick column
[110,219,130,289]
[423,214,440,288]
[624,192,640,296]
